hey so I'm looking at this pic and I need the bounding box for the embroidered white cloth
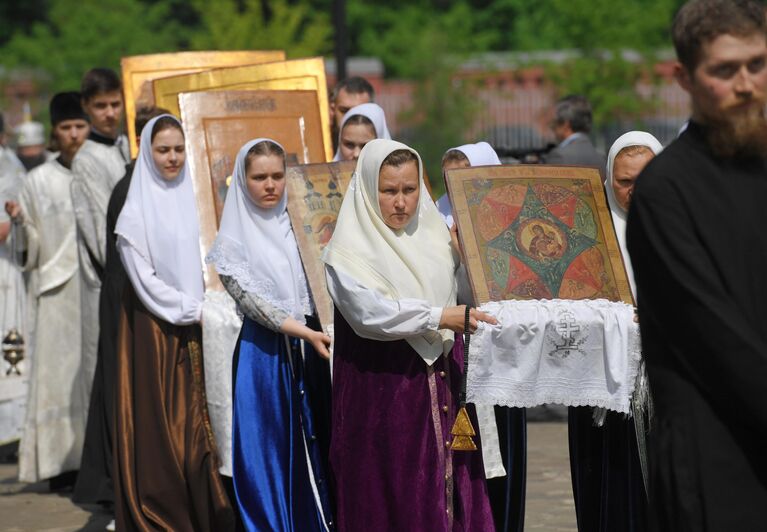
[202,290,242,477]
[467,299,640,413]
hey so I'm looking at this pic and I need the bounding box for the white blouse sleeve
[325,265,443,341]
[118,237,202,325]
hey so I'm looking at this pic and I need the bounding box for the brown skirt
[113,287,234,531]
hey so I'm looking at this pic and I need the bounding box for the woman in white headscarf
[434,140,526,532]
[206,138,333,532]
[605,131,663,298]
[322,138,496,531]
[568,130,662,532]
[332,102,391,162]
[113,115,234,531]
[435,141,501,226]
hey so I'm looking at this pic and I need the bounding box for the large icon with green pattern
[447,165,633,305]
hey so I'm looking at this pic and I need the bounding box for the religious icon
[446,165,633,305]
[152,57,333,161]
[179,89,328,289]
[285,161,356,330]
[519,219,566,262]
[121,50,286,157]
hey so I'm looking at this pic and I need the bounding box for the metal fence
[377,80,691,154]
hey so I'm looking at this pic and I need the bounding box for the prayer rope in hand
[459,305,471,407]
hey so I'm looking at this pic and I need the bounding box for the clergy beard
[701,100,767,159]
[18,152,47,171]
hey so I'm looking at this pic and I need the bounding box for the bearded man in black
[627,1,767,530]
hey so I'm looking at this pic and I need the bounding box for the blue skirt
[232,317,334,531]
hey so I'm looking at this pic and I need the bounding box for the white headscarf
[332,102,392,161]
[605,131,663,298]
[323,139,457,364]
[449,141,502,166]
[207,138,312,321]
[115,114,204,302]
[436,141,501,226]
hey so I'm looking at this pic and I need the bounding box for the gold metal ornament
[450,406,478,451]
[2,328,25,376]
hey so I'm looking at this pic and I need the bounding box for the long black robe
[568,407,646,531]
[73,164,132,505]
[486,406,527,532]
[627,121,767,530]
[566,194,647,532]
[302,314,334,507]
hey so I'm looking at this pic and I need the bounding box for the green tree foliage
[491,0,682,52]
[0,0,178,91]
[189,0,332,58]
[525,0,680,130]
[0,0,690,137]
[349,1,497,78]
[342,0,686,133]
[0,0,332,95]
[0,0,47,47]
[344,0,685,61]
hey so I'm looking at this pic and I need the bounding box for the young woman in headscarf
[322,138,496,531]
[568,131,662,532]
[435,140,527,532]
[435,141,502,226]
[332,102,391,162]
[207,138,334,532]
[113,115,234,531]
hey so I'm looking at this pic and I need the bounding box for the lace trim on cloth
[467,299,641,414]
[207,238,313,319]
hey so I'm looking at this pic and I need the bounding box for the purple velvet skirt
[330,310,494,531]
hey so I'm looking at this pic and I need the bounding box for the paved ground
[0,422,576,531]
[525,422,577,531]
[0,465,112,532]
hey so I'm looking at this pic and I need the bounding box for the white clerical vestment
[0,147,25,335]
[17,159,84,482]
[0,146,27,444]
[70,137,128,405]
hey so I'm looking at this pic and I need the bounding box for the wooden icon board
[180,89,327,289]
[121,50,285,157]
[153,57,332,161]
[446,165,634,306]
[285,161,356,330]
